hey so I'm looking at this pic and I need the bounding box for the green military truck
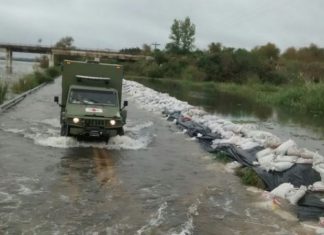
[54,60,128,142]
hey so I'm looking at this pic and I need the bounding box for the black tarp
[297,192,324,220]
[209,144,320,190]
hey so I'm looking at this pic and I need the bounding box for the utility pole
[151,42,160,50]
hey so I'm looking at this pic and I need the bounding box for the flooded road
[0,78,314,234]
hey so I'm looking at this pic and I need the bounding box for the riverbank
[0,82,8,104]
[12,67,60,94]
[0,66,60,104]
[127,76,324,117]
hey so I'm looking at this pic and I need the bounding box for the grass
[211,151,265,188]
[235,167,266,189]
[212,152,233,163]
[12,67,60,94]
[0,82,8,104]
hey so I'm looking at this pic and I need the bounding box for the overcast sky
[0,0,323,52]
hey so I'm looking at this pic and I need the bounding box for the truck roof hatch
[76,75,111,82]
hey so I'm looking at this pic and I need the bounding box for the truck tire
[117,127,124,136]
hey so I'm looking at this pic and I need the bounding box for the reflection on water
[136,79,324,139]
[0,60,36,82]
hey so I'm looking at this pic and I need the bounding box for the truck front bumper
[69,126,119,137]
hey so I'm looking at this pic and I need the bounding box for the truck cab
[54,60,127,142]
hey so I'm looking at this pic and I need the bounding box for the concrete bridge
[0,43,147,70]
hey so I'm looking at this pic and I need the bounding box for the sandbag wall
[165,110,324,221]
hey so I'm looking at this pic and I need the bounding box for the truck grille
[85,119,105,127]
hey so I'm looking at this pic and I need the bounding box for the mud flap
[117,127,124,136]
[60,124,69,136]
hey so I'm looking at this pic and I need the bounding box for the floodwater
[0,60,36,82]
[135,79,324,156]
[0,59,38,99]
[0,77,317,234]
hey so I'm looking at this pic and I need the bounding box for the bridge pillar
[48,53,54,67]
[5,48,12,69]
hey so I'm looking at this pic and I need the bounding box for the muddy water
[0,78,317,234]
[136,79,324,155]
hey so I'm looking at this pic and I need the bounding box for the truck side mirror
[121,100,128,110]
[54,96,59,103]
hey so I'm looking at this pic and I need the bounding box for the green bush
[146,63,164,78]
[180,65,205,81]
[11,66,61,94]
[12,74,38,94]
[45,67,60,78]
[0,82,8,104]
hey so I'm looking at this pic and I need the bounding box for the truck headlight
[73,117,80,124]
[110,120,116,126]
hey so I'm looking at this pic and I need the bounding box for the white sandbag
[239,141,260,150]
[312,153,324,182]
[286,146,301,156]
[271,184,306,205]
[252,161,259,166]
[287,147,315,159]
[257,154,275,171]
[296,158,313,164]
[271,183,294,199]
[236,137,260,150]
[286,186,307,205]
[309,181,324,192]
[256,148,273,159]
[243,130,280,147]
[263,135,282,148]
[220,130,235,139]
[211,136,241,147]
[274,139,297,155]
[273,155,298,163]
[313,152,324,165]
[222,123,242,134]
[300,148,316,159]
[271,161,295,172]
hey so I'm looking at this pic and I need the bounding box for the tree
[119,47,141,54]
[252,43,280,60]
[55,36,75,49]
[166,17,195,53]
[142,44,152,55]
[180,17,195,52]
[167,19,181,53]
[208,42,222,54]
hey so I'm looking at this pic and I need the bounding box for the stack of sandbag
[255,139,316,172]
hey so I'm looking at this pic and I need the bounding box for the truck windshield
[69,89,117,106]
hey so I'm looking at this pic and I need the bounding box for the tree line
[122,17,324,85]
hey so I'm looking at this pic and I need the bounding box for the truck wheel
[117,127,124,136]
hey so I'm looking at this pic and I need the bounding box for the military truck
[54,60,128,142]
